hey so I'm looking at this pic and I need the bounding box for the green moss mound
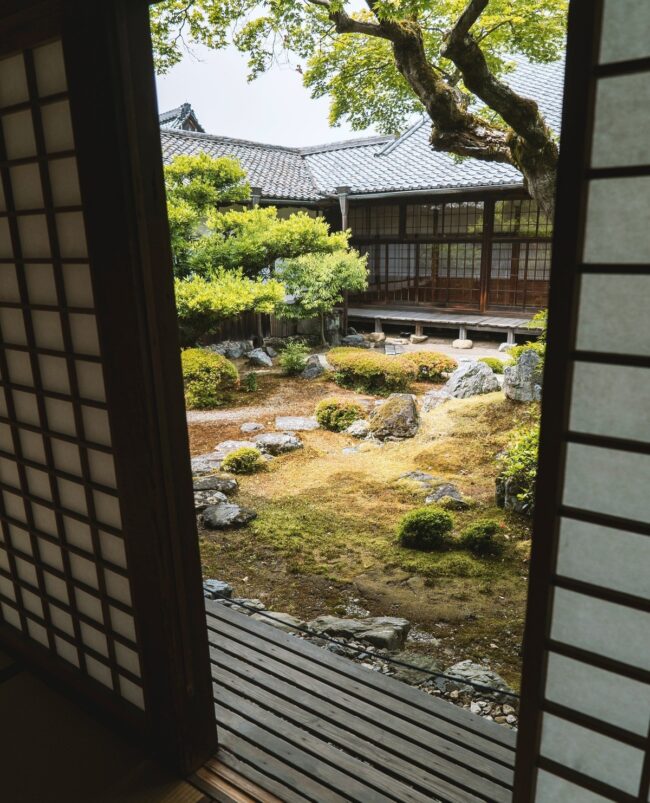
[400,351,457,381]
[397,506,454,551]
[315,399,365,431]
[181,348,239,409]
[460,519,505,556]
[328,347,417,393]
[478,357,504,374]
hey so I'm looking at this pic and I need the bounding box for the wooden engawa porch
[196,601,516,803]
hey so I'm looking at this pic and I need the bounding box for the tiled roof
[159,102,205,133]
[160,57,564,200]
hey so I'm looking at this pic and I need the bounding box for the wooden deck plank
[211,655,506,803]
[215,746,308,803]
[207,603,516,754]
[202,759,284,803]
[346,306,538,331]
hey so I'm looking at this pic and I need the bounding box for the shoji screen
[0,0,216,774]
[515,1,650,801]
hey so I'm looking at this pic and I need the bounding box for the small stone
[192,475,238,494]
[422,390,452,413]
[494,716,507,724]
[502,704,515,715]
[240,422,265,433]
[202,503,257,529]
[366,332,386,343]
[191,452,223,475]
[254,432,303,455]
[194,490,228,511]
[341,334,369,348]
[213,440,259,459]
[344,419,370,439]
[452,339,473,349]
[265,346,278,358]
[470,701,482,715]
[425,483,470,510]
[498,342,513,353]
[247,348,273,368]
[506,715,517,724]
[275,416,320,432]
[409,334,428,344]
[203,579,233,600]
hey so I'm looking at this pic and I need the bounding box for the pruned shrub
[315,399,365,431]
[221,447,266,474]
[243,372,258,392]
[181,348,239,409]
[478,357,504,374]
[506,340,546,366]
[497,424,540,515]
[400,351,457,381]
[279,341,310,375]
[328,347,417,393]
[460,519,505,556]
[397,507,454,551]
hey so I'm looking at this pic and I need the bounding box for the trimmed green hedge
[478,356,504,374]
[221,447,266,474]
[327,347,417,393]
[460,519,504,556]
[181,348,239,409]
[315,399,365,431]
[400,351,457,381]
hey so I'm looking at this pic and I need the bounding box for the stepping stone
[275,416,320,431]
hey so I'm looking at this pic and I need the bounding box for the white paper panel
[33,41,67,98]
[11,163,44,210]
[583,177,650,264]
[1,110,37,159]
[551,587,650,669]
[600,0,650,64]
[557,518,650,599]
[569,362,650,442]
[545,651,650,736]
[575,274,650,356]
[592,73,650,168]
[563,443,650,523]
[0,54,28,107]
[540,713,644,795]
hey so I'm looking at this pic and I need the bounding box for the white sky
[155,43,378,147]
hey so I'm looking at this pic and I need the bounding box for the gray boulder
[275,416,320,432]
[194,490,228,511]
[254,432,303,456]
[409,334,428,344]
[368,393,419,441]
[434,660,514,701]
[214,440,259,460]
[191,452,224,475]
[366,332,386,344]
[345,419,370,439]
[210,340,253,359]
[341,334,369,348]
[496,475,533,516]
[422,389,452,413]
[251,611,306,633]
[202,503,257,529]
[308,615,411,651]
[247,348,273,368]
[214,597,266,615]
[193,475,238,494]
[203,579,233,600]
[265,345,278,358]
[391,651,441,685]
[444,361,499,399]
[301,354,325,379]
[503,349,543,402]
[425,483,470,510]
[240,421,265,434]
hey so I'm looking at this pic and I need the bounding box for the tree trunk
[255,312,264,347]
[320,312,328,346]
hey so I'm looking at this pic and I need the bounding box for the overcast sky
[155,43,378,147]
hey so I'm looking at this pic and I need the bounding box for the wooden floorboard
[346,307,537,331]
[206,602,516,803]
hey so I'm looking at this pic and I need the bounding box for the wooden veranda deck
[198,601,517,803]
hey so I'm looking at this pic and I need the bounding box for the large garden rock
[341,334,369,348]
[444,361,499,399]
[240,421,265,434]
[193,475,238,494]
[345,419,370,439]
[194,490,228,511]
[276,416,320,432]
[301,354,325,379]
[210,340,253,359]
[214,440,258,459]
[368,393,418,441]
[495,475,532,516]
[251,611,306,633]
[366,332,386,344]
[308,615,411,651]
[254,432,303,455]
[434,660,514,701]
[191,452,224,475]
[409,334,428,344]
[425,483,470,510]
[202,503,257,529]
[247,348,273,368]
[503,349,543,402]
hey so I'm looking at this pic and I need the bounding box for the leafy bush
[315,399,365,431]
[400,351,457,381]
[279,341,310,375]
[243,372,258,392]
[397,507,454,551]
[181,348,239,409]
[328,347,417,393]
[497,424,540,514]
[506,340,546,365]
[221,447,266,474]
[460,519,504,556]
[479,356,504,374]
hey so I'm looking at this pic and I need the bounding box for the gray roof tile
[160,57,564,200]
